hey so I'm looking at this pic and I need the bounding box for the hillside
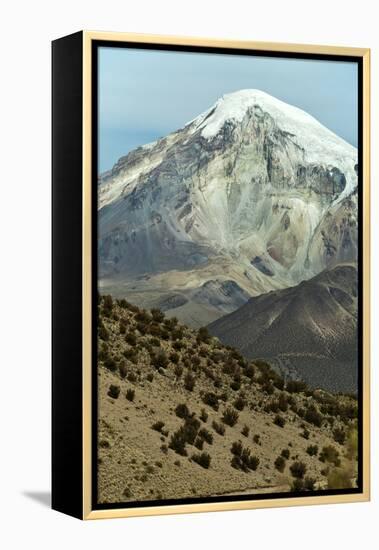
[208,264,358,393]
[97,295,358,504]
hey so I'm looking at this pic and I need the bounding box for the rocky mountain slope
[97,296,358,504]
[208,264,358,393]
[98,90,358,326]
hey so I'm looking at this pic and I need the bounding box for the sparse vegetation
[221,407,239,427]
[126,388,135,402]
[212,420,225,436]
[290,461,307,479]
[230,441,259,472]
[108,384,120,399]
[192,452,211,469]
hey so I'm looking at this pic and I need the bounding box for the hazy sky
[98,47,358,173]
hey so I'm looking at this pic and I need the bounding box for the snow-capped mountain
[98,90,358,326]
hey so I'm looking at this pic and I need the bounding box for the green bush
[304,405,323,427]
[98,325,110,341]
[197,326,210,343]
[151,421,165,433]
[319,445,341,467]
[125,332,137,346]
[222,407,239,427]
[286,380,307,393]
[104,356,117,372]
[290,461,307,479]
[152,350,169,370]
[169,352,180,364]
[151,308,165,322]
[202,392,219,411]
[108,384,120,399]
[174,364,183,378]
[126,388,135,402]
[119,361,127,379]
[194,437,204,450]
[198,428,213,445]
[273,414,286,428]
[168,430,187,456]
[200,409,208,423]
[212,420,225,436]
[241,425,250,437]
[230,441,259,472]
[184,373,195,392]
[233,396,247,411]
[192,452,211,469]
[281,448,290,459]
[333,427,346,444]
[274,455,286,472]
[175,403,190,419]
[306,445,319,457]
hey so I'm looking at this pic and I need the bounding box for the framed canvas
[52,31,370,520]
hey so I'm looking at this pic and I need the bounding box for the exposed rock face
[98,89,358,324]
[208,264,358,393]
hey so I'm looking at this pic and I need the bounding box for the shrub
[244,364,255,380]
[184,373,195,392]
[172,340,184,351]
[151,421,165,433]
[151,308,165,322]
[172,328,184,341]
[273,414,286,428]
[146,372,154,382]
[175,403,190,419]
[168,430,187,456]
[108,384,120,399]
[286,380,307,393]
[327,467,352,489]
[253,434,261,445]
[135,310,151,323]
[212,421,225,436]
[150,337,161,347]
[278,393,289,412]
[119,361,127,379]
[291,477,316,492]
[194,437,204,450]
[300,428,310,440]
[152,350,169,370]
[304,405,323,427]
[102,295,113,315]
[104,356,117,372]
[230,441,259,472]
[306,445,319,457]
[182,416,200,445]
[169,352,180,364]
[290,461,307,479]
[174,364,183,378]
[319,445,341,467]
[222,407,239,427]
[197,326,210,343]
[119,322,127,334]
[126,388,135,402]
[274,455,286,472]
[160,444,168,454]
[202,392,219,411]
[230,380,241,392]
[333,427,346,445]
[233,396,247,411]
[125,332,137,346]
[241,425,250,437]
[127,371,137,383]
[98,325,109,341]
[281,448,290,459]
[198,428,213,445]
[200,408,208,423]
[192,452,211,469]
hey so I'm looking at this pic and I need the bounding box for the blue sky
[98,47,358,173]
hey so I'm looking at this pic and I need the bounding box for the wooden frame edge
[81,31,371,520]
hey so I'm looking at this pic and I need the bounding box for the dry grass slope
[97,295,358,504]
